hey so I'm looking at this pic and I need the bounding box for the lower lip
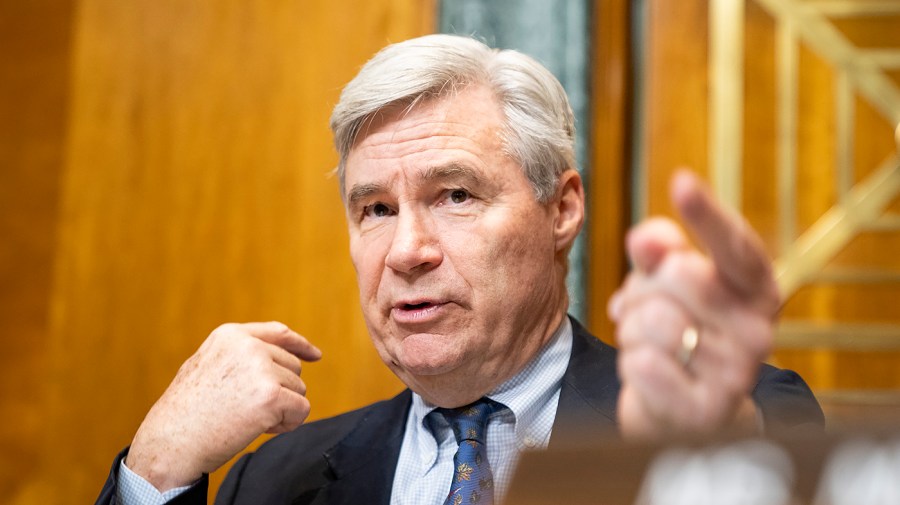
[392,303,447,324]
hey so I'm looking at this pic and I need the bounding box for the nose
[385,206,443,274]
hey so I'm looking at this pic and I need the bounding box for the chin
[394,354,462,377]
[390,332,466,374]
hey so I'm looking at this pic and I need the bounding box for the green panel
[439,0,593,321]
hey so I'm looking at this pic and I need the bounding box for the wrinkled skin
[343,85,584,407]
[127,322,321,491]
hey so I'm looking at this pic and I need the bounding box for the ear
[553,169,585,253]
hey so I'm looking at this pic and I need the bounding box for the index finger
[242,321,323,361]
[670,170,778,306]
[625,217,690,275]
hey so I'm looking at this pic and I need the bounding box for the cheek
[350,239,385,300]
[459,224,551,297]
[501,233,557,303]
[489,219,552,268]
[354,261,382,304]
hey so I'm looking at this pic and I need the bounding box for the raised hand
[609,170,778,440]
[125,322,322,491]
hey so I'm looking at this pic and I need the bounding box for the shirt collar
[409,316,573,449]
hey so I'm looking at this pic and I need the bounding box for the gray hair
[330,34,576,203]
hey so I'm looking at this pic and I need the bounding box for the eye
[449,189,470,204]
[363,202,394,218]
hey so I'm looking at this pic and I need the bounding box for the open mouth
[403,301,433,310]
[392,300,446,322]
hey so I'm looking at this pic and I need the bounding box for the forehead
[343,86,509,190]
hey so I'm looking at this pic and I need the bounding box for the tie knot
[438,398,503,445]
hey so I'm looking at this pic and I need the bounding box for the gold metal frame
[710,0,900,353]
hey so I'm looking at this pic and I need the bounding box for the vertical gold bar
[777,16,798,252]
[709,0,745,209]
[835,70,855,201]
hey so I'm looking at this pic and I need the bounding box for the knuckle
[207,323,242,348]
[268,321,290,335]
[257,381,283,408]
[638,296,672,316]
[213,322,239,336]
[615,315,641,349]
[287,399,311,430]
[295,378,308,396]
[232,335,260,357]
[659,250,699,278]
[621,346,658,378]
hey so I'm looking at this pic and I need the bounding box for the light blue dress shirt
[390,319,572,505]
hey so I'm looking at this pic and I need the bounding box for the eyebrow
[346,163,489,208]
[420,163,488,188]
[347,182,385,209]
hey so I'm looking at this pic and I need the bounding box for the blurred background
[2,0,899,503]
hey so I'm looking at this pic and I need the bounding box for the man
[97,34,823,505]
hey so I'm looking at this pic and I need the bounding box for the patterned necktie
[437,398,504,505]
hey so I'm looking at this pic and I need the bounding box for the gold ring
[678,326,699,367]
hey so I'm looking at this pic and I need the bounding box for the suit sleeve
[751,364,825,433]
[94,447,209,505]
[211,452,252,505]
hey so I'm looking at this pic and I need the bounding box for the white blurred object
[635,439,794,505]
[814,437,900,505]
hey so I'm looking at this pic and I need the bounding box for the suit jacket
[96,318,824,505]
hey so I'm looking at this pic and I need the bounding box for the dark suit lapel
[549,317,621,447]
[305,318,616,503]
[309,390,412,505]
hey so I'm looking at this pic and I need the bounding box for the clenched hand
[126,322,322,491]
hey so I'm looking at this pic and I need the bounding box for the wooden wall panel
[644,0,710,218]
[742,0,780,250]
[0,1,73,502]
[0,1,434,504]
[586,0,631,341]
[794,45,836,236]
[831,15,900,48]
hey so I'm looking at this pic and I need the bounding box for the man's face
[343,85,574,406]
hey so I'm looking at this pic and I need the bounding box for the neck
[412,307,568,408]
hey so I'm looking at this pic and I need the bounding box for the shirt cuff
[117,459,195,505]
